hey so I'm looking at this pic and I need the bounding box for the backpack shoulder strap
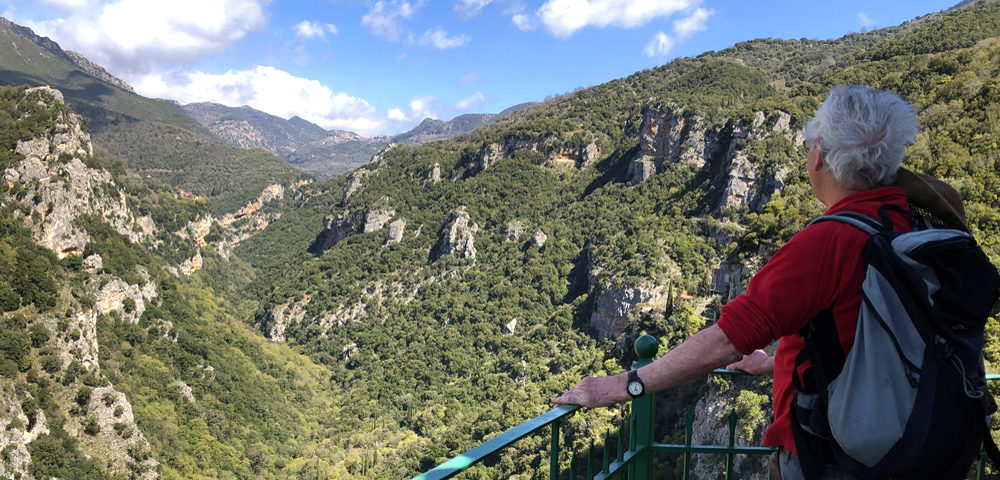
[806,211,884,236]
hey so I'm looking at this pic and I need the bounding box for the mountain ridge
[183,100,539,178]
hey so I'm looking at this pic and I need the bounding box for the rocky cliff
[1,86,158,479]
[3,87,151,257]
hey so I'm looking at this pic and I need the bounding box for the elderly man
[552,85,967,479]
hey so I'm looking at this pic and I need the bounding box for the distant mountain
[182,101,539,178]
[180,102,332,158]
[0,17,306,214]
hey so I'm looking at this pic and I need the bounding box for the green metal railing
[413,337,1000,480]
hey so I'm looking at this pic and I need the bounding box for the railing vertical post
[587,441,594,480]
[683,408,694,480]
[628,412,636,480]
[550,420,560,480]
[726,411,737,480]
[631,334,659,480]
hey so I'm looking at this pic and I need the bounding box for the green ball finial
[634,334,659,360]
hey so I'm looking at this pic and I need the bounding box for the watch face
[627,381,643,396]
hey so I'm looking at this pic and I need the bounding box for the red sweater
[717,187,911,453]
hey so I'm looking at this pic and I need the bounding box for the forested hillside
[1,1,999,479]
[235,1,1000,477]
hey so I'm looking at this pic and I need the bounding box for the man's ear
[812,151,826,172]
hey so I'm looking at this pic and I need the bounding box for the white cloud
[455,0,493,19]
[643,7,712,58]
[362,0,422,42]
[511,12,536,31]
[538,0,699,38]
[133,66,385,135]
[418,28,469,49]
[672,7,711,38]
[858,12,874,31]
[294,20,338,40]
[384,96,439,125]
[456,91,486,110]
[24,0,268,75]
[387,108,407,120]
[643,32,674,57]
[36,0,90,10]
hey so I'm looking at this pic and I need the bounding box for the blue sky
[4,0,958,136]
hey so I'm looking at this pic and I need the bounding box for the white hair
[803,85,919,190]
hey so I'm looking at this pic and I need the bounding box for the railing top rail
[412,403,580,480]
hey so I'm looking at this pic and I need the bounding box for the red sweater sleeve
[717,222,867,355]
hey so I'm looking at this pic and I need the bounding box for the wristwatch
[626,369,645,398]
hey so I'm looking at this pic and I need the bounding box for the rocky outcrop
[711,261,748,303]
[506,220,526,242]
[631,104,798,212]
[476,143,504,174]
[261,297,311,342]
[76,385,158,478]
[531,229,548,248]
[547,142,600,168]
[689,379,771,480]
[318,211,362,252]
[632,105,713,172]
[473,137,600,174]
[179,251,203,275]
[96,274,158,325]
[502,318,517,335]
[428,163,441,184]
[589,283,668,341]
[386,218,406,245]
[436,207,479,260]
[364,208,395,233]
[343,169,373,205]
[3,87,151,258]
[628,157,656,185]
[0,384,49,479]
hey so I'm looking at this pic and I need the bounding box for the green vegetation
[1,1,1000,478]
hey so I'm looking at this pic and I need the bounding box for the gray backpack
[791,206,1000,480]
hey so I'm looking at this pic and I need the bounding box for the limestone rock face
[588,284,667,341]
[437,207,479,260]
[96,274,158,325]
[262,297,311,342]
[179,251,203,275]
[506,220,526,242]
[83,253,104,273]
[79,385,159,478]
[364,208,395,233]
[318,211,362,251]
[547,142,601,168]
[689,379,770,480]
[628,157,656,185]
[531,229,548,247]
[386,218,406,244]
[3,87,150,259]
[502,318,517,335]
[343,169,373,204]
[429,163,441,184]
[476,143,504,174]
[0,386,50,480]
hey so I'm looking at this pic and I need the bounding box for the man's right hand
[726,349,774,376]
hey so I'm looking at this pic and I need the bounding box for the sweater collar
[824,186,908,216]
